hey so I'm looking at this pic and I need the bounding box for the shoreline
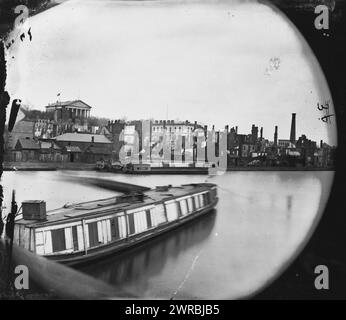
[3,162,335,172]
[3,162,96,171]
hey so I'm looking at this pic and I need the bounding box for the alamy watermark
[314,5,330,30]
[314,265,329,290]
[116,120,228,175]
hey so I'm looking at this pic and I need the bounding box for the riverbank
[3,162,334,172]
[226,166,334,172]
[3,162,96,171]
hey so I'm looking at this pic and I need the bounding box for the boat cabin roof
[15,183,216,228]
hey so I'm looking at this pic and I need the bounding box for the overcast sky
[6,0,337,144]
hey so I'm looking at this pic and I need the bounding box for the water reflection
[80,212,216,296]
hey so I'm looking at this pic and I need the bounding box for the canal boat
[13,182,218,266]
[106,162,214,174]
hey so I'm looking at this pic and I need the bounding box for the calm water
[0,170,334,299]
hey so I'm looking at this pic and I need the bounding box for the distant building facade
[107,119,206,164]
[54,132,112,163]
[45,100,92,121]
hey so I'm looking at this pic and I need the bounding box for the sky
[6,0,337,145]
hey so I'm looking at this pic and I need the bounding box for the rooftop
[55,133,112,144]
[45,100,92,110]
[16,138,40,150]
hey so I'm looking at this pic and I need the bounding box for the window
[134,211,147,233]
[110,217,120,240]
[146,210,152,228]
[187,197,194,213]
[194,196,200,209]
[35,231,45,255]
[88,222,99,248]
[165,201,178,222]
[152,204,166,225]
[51,228,66,253]
[72,226,78,251]
[36,232,44,246]
[179,200,188,215]
[127,213,135,235]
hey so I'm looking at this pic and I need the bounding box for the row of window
[37,190,215,254]
[152,126,194,132]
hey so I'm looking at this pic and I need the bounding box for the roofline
[45,100,92,109]
[16,184,215,228]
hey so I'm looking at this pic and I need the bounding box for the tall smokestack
[274,126,278,146]
[290,113,296,143]
[260,127,263,140]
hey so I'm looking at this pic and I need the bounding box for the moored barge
[13,183,218,266]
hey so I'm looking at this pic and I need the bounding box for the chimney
[260,127,263,140]
[290,113,296,143]
[235,126,238,134]
[225,125,229,132]
[251,125,258,143]
[320,140,323,148]
[274,126,278,146]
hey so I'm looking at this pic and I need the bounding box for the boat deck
[15,183,215,228]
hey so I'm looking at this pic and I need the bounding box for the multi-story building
[108,119,207,164]
[150,120,203,163]
[45,100,92,121]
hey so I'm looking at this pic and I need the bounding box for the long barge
[13,183,218,266]
[96,161,212,174]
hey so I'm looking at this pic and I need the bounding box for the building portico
[45,100,92,121]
